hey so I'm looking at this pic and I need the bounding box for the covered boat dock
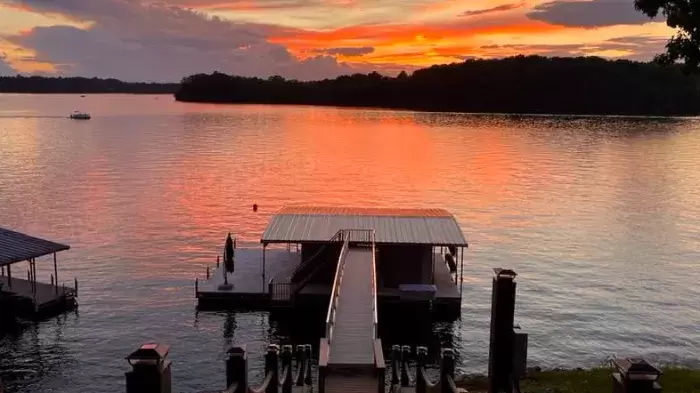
[0,227,77,318]
[196,206,467,317]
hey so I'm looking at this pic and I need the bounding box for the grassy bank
[457,368,700,393]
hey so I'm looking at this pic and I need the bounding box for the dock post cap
[227,345,247,355]
[126,343,170,365]
[493,268,517,279]
[612,358,662,380]
[267,344,280,352]
[416,346,428,356]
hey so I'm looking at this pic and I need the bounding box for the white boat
[69,111,91,120]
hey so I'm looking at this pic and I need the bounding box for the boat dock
[0,227,77,318]
[196,206,466,318]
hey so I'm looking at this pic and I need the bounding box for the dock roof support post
[262,244,267,293]
[459,247,464,300]
[7,264,11,288]
[54,253,58,294]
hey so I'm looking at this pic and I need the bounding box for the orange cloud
[270,21,564,65]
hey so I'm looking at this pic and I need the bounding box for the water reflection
[0,95,699,393]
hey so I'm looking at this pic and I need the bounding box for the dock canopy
[262,206,468,246]
[0,227,70,266]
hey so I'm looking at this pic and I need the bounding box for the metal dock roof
[262,206,468,246]
[0,227,70,266]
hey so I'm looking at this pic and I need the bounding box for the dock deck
[196,248,300,305]
[0,276,76,316]
[196,248,460,314]
[328,247,375,366]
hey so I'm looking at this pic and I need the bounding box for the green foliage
[634,0,700,73]
[522,368,700,393]
[458,368,700,393]
[176,56,700,116]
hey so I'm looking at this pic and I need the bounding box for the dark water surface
[0,94,698,392]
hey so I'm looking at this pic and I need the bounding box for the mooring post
[217,255,220,268]
[295,345,306,386]
[304,345,312,385]
[265,344,280,393]
[226,345,248,393]
[440,348,455,393]
[281,345,293,393]
[488,268,517,393]
[401,345,411,386]
[391,345,401,385]
[206,266,210,280]
[416,346,428,393]
[125,343,172,393]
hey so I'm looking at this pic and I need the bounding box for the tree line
[0,75,178,94]
[176,56,700,116]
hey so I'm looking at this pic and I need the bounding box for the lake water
[0,94,698,393]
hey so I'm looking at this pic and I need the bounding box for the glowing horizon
[0,0,675,81]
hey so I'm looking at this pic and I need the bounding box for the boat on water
[69,111,91,120]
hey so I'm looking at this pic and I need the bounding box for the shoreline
[456,367,700,393]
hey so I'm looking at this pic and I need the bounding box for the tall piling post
[488,268,517,393]
[226,345,248,393]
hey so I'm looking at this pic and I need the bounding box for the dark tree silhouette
[634,0,700,73]
[0,75,178,93]
[176,56,700,116]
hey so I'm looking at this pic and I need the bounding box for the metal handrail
[324,228,376,342]
[370,230,378,339]
[325,237,349,340]
[290,229,346,280]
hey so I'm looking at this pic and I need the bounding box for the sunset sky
[0,0,673,81]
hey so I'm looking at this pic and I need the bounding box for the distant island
[0,75,178,94]
[176,56,700,116]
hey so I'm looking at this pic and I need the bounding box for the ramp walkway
[319,229,385,393]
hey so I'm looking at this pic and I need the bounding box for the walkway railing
[324,236,350,341]
[324,228,376,343]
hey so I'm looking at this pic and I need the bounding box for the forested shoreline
[0,75,178,94]
[175,56,700,116]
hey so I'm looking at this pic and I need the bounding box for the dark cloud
[0,55,16,76]
[461,2,524,17]
[4,0,366,81]
[527,0,661,27]
[479,35,666,60]
[313,47,375,56]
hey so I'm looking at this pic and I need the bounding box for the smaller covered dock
[0,227,77,318]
